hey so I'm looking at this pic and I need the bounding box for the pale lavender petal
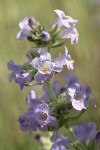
[15,72,32,90]
[66,55,74,70]
[37,48,46,54]
[72,99,87,111]
[34,72,54,83]
[64,47,74,70]
[17,17,31,40]
[61,28,79,44]
[17,31,26,40]
[64,16,78,27]
[54,9,70,28]
[68,87,76,98]
[7,60,22,72]
[53,18,62,27]
[38,61,53,75]
[71,34,78,45]
[61,18,71,28]
[40,52,51,61]
[19,17,29,29]
[26,90,36,105]
[53,62,63,72]
[36,103,49,114]
[32,57,42,69]
[64,74,79,87]
[54,54,66,66]
[34,72,45,83]
[54,9,65,18]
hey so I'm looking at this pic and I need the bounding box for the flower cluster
[7,9,98,150]
[50,122,100,150]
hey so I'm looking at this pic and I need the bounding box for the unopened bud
[28,17,37,27]
[40,31,50,41]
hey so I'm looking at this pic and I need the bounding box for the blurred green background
[0,0,100,149]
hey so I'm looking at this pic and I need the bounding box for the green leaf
[88,139,96,150]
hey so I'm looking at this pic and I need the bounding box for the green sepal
[32,34,40,40]
[26,50,40,60]
[22,64,37,73]
[38,25,45,32]
[49,39,66,48]
[64,109,85,123]
[49,24,58,35]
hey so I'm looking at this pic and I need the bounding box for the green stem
[65,124,79,149]
[45,81,58,104]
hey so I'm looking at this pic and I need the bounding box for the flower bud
[28,17,37,27]
[40,31,50,41]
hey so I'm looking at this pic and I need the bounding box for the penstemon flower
[17,17,38,40]
[7,9,99,150]
[54,9,79,44]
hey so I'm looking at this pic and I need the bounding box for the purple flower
[7,60,22,72]
[19,91,57,132]
[61,27,79,44]
[7,60,32,90]
[40,31,50,41]
[17,17,37,40]
[54,47,74,70]
[14,72,32,90]
[32,52,63,83]
[64,74,79,89]
[7,60,22,81]
[54,9,78,28]
[73,122,97,144]
[64,47,74,70]
[34,103,57,131]
[67,84,89,111]
[54,10,79,44]
[64,74,95,110]
[26,90,43,111]
[50,130,71,150]
[18,111,37,132]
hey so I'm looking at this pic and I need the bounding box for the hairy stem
[45,81,58,104]
[65,124,79,149]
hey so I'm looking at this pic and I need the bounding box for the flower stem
[65,124,79,149]
[45,81,58,104]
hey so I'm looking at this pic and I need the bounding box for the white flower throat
[39,61,53,74]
